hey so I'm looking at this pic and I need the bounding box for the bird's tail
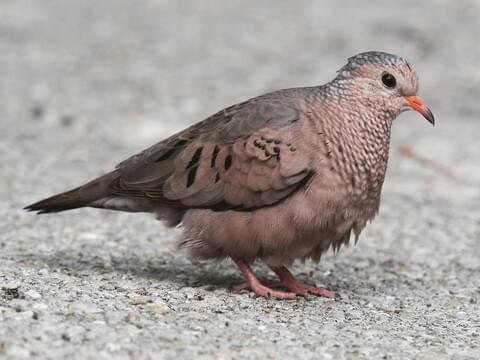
[24,170,120,214]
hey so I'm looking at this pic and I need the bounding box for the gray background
[1,0,479,359]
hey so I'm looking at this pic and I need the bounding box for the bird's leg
[269,266,336,299]
[231,258,297,300]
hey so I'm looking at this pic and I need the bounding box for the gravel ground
[1,1,479,359]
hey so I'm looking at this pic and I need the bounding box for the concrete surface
[1,0,479,359]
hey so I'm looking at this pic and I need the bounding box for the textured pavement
[1,1,479,359]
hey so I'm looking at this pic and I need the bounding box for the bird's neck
[312,86,396,197]
[342,105,393,180]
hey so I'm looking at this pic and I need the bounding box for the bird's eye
[381,72,397,89]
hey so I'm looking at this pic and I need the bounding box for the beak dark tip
[425,108,435,126]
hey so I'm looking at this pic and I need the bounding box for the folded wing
[110,96,313,211]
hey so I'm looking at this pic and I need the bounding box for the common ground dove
[26,51,434,300]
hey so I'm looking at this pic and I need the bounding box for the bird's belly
[268,186,378,264]
[179,185,378,266]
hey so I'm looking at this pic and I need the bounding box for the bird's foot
[232,281,297,300]
[231,257,297,300]
[265,279,336,298]
[231,257,336,300]
[270,266,336,299]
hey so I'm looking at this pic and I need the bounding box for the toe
[232,281,298,300]
[253,284,298,300]
[264,289,298,300]
[306,286,336,299]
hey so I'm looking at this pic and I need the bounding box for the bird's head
[335,51,434,125]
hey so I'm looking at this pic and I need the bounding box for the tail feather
[25,171,120,214]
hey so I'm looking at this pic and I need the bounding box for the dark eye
[381,72,396,89]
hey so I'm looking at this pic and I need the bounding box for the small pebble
[38,269,49,276]
[25,290,42,300]
[32,303,48,311]
[146,302,170,314]
[6,345,30,359]
[126,312,140,323]
[30,104,44,119]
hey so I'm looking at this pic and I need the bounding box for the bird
[25,51,434,300]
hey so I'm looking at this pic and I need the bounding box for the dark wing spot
[156,139,189,162]
[155,148,176,162]
[175,139,188,147]
[186,166,198,188]
[211,146,220,167]
[273,146,280,154]
[215,173,220,182]
[186,147,203,169]
[224,155,232,170]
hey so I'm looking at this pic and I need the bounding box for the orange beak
[404,96,435,125]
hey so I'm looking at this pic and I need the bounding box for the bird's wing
[109,95,313,211]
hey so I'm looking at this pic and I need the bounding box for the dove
[26,51,434,300]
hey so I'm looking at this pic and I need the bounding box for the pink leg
[270,266,336,299]
[231,258,297,300]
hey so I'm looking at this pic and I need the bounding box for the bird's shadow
[16,245,248,290]
[16,246,375,299]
